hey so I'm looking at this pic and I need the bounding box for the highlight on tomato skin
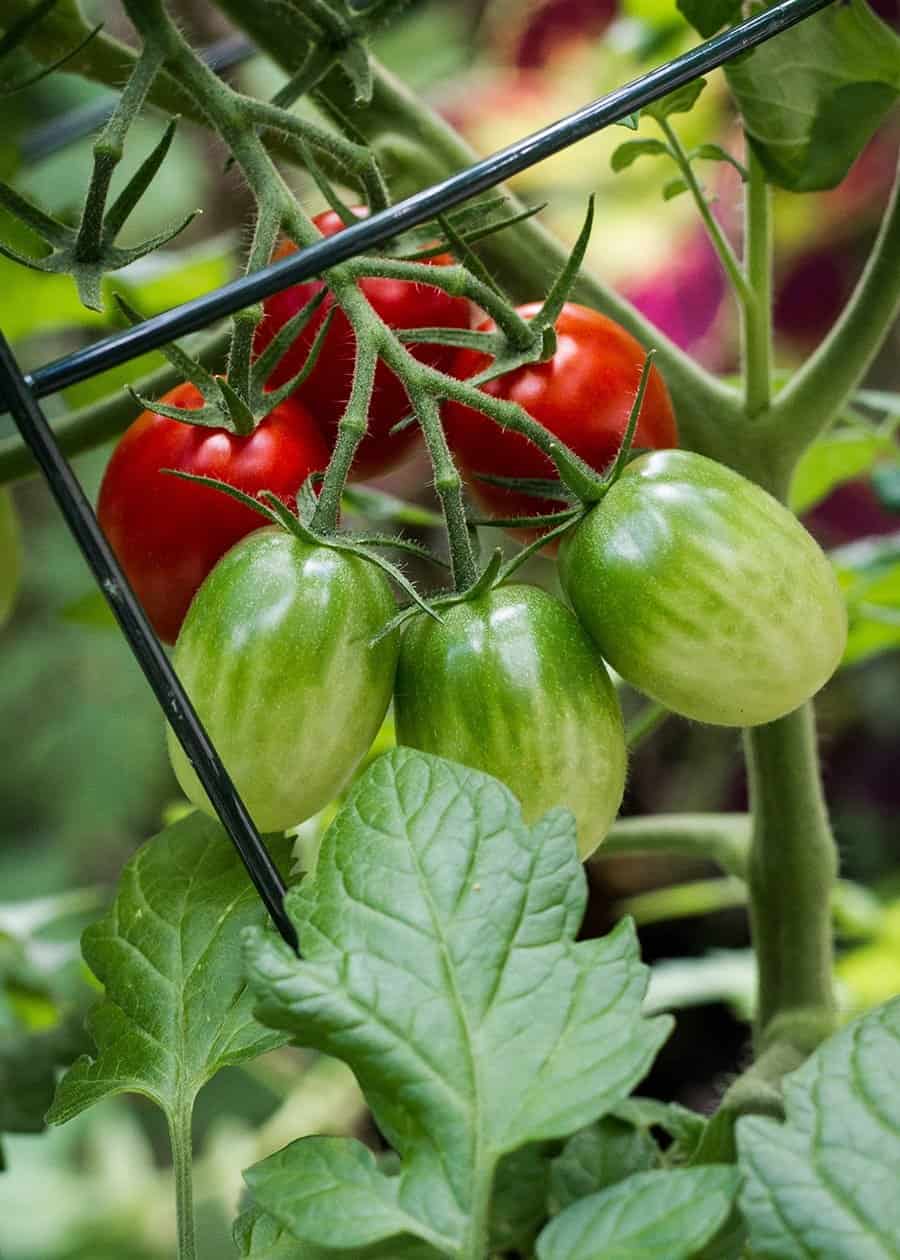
[442,301,678,540]
[559,449,849,728]
[393,583,627,860]
[96,381,331,645]
[253,207,473,481]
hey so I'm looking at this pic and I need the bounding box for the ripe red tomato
[253,208,472,481]
[442,302,678,536]
[97,382,330,644]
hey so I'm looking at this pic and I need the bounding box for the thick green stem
[743,706,838,1050]
[742,150,774,418]
[169,1093,196,1260]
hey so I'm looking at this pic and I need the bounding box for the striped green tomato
[559,450,847,727]
[394,585,626,859]
[168,529,399,831]
[0,490,21,628]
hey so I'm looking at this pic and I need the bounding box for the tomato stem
[311,330,378,534]
[742,149,774,418]
[658,117,751,310]
[743,705,838,1052]
[414,392,479,591]
[168,1092,197,1260]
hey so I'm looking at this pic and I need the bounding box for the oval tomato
[254,208,472,480]
[443,302,677,536]
[394,584,626,858]
[0,489,21,628]
[97,382,330,644]
[559,450,848,727]
[168,528,399,832]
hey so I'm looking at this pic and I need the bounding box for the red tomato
[442,302,678,538]
[97,382,330,644]
[253,208,472,481]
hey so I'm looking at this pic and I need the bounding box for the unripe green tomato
[168,529,399,832]
[559,450,848,727]
[0,490,21,627]
[394,585,626,859]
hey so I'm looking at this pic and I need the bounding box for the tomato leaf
[789,430,896,514]
[662,177,689,202]
[676,0,739,37]
[548,1116,660,1213]
[243,748,670,1256]
[47,813,293,1127]
[641,78,707,123]
[737,997,900,1259]
[536,1165,739,1260]
[681,0,900,191]
[490,1144,555,1252]
[832,533,900,666]
[234,1203,437,1258]
[610,138,670,172]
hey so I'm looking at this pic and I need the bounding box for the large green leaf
[536,1166,739,1260]
[48,813,293,1127]
[679,0,900,190]
[738,997,900,1259]
[243,749,670,1256]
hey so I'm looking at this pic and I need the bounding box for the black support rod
[0,336,299,951]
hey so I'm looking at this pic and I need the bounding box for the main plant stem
[738,146,837,1065]
[743,708,839,1048]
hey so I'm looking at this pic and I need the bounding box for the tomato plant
[560,450,848,726]
[97,382,331,643]
[167,528,399,833]
[442,302,678,533]
[394,584,626,859]
[254,208,472,480]
[3,2,900,1259]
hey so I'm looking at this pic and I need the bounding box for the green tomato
[0,489,21,627]
[559,450,848,727]
[394,585,626,859]
[168,528,399,832]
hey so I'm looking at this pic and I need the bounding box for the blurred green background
[0,2,898,1256]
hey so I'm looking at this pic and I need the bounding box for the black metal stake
[0,336,299,952]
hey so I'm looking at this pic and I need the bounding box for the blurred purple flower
[515,0,617,68]
[620,231,727,361]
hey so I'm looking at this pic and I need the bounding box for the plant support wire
[0,0,833,940]
[0,336,298,952]
[11,0,836,407]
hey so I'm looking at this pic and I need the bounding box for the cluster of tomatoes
[98,209,848,855]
